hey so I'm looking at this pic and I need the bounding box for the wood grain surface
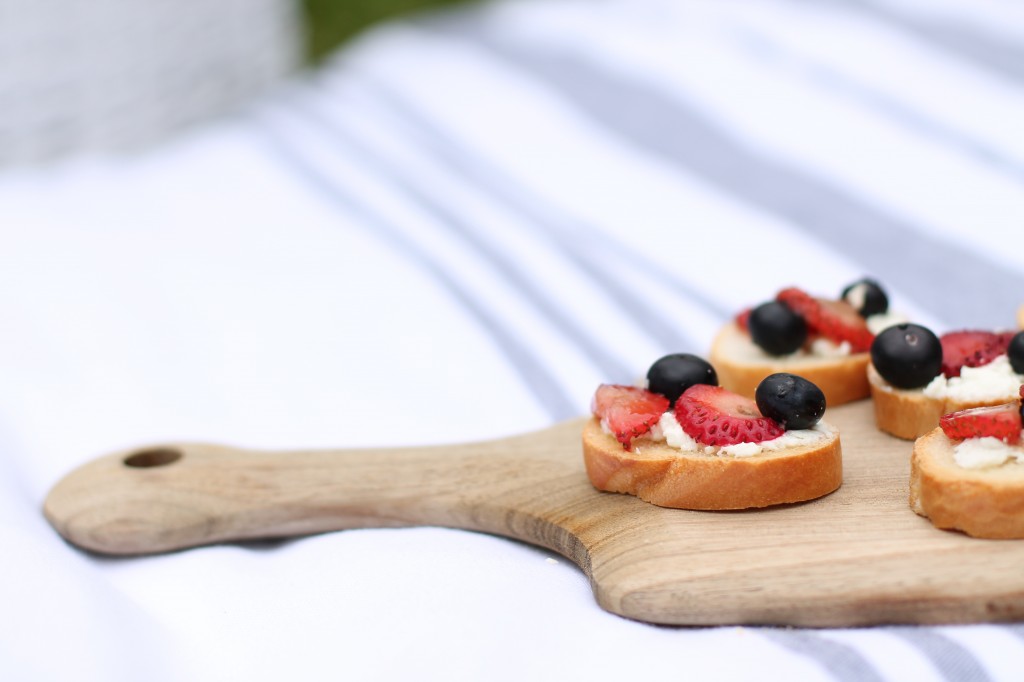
[43,401,1024,627]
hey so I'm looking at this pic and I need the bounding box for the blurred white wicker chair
[0,0,301,167]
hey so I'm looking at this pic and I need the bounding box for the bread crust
[868,364,1012,440]
[582,418,842,510]
[911,428,1024,539]
[709,322,870,407]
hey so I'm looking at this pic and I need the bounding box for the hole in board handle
[123,448,183,468]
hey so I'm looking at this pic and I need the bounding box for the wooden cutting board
[44,400,1024,627]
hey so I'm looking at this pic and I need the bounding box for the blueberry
[1009,331,1024,374]
[755,373,826,430]
[870,323,942,389]
[841,278,888,318]
[647,353,718,405]
[747,301,807,355]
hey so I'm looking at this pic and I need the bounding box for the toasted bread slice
[911,428,1024,538]
[710,322,870,407]
[582,418,842,510]
[868,365,1012,440]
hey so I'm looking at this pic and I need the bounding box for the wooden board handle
[41,405,1024,627]
[43,424,591,557]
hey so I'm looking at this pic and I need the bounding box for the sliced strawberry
[735,307,752,332]
[674,384,784,447]
[996,331,1017,348]
[592,384,670,449]
[776,287,874,352]
[939,330,1012,378]
[939,403,1022,442]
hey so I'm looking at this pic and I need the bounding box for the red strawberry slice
[939,403,1022,442]
[776,287,874,352]
[674,384,784,447]
[735,307,752,332]
[592,384,670,449]
[940,330,1012,378]
[996,331,1017,348]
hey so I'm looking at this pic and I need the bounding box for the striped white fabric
[2,0,1024,680]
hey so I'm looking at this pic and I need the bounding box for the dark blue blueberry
[748,301,807,356]
[1008,331,1024,374]
[755,373,826,430]
[870,323,942,389]
[646,354,718,405]
[841,278,889,318]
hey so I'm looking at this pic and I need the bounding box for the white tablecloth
[4,0,1024,679]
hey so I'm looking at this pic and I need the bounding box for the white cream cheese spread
[728,327,849,362]
[866,311,908,335]
[648,412,834,458]
[845,283,869,314]
[843,284,907,333]
[953,436,1024,469]
[810,338,852,357]
[923,355,1024,403]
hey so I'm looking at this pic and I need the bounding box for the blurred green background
[303,0,477,61]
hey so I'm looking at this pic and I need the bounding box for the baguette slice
[910,428,1024,538]
[582,418,842,510]
[868,364,1012,440]
[710,322,870,407]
